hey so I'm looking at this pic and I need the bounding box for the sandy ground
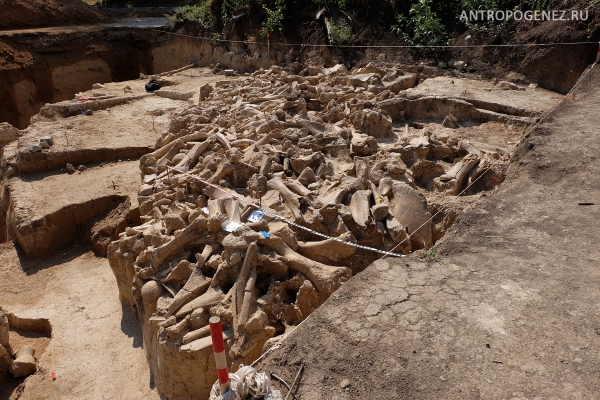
[10,160,141,222]
[257,67,600,398]
[0,0,104,30]
[0,18,169,36]
[0,67,225,399]
[0,243,159,399]
[408,76,563,113]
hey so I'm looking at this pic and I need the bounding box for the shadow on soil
[120,303,143,349]
[16,243,90,276]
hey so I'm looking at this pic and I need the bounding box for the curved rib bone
[238,267,257,330]
[233,243,258,329]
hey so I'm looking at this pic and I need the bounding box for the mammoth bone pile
[108,64,509,397]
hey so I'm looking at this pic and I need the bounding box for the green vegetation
[419,248,441,261]
[312,0,349,10]
[159,0,586,49]
[221,0,256,24]
[260,0,285,37]
[212,32,223,45]
[100,0,192,6]
[460,0,507,31]
[328,18,355,45]
[392,0,447,46]
[167,2,215,29]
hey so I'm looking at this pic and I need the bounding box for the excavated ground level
[0,64,565,399]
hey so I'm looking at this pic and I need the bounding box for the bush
[391,0,447,46]
[168,2,215,29]
[102,0,190,6]
[328,18,355,45]
[312,0,349,10]
[260,0,285,37]
[459,0,516,31]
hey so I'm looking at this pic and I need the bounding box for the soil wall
[1,17,595,130]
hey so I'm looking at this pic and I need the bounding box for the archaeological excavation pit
[2,0,599,396]
[88,64,563,399]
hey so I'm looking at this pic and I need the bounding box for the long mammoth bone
[259,235,351,296]
[297,232,357,262]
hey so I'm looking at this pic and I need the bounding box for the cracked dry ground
[257,69,600,399]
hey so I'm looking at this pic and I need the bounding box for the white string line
[150,28,596,49]
[166,166,405,257]
[379,62,596,260]
[243,64,597,371]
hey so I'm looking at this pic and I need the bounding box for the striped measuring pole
[209,316,230,395]
[597,41,600,63]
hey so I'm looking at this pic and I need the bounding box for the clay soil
[0,0,105,30]
[0,243,158,400]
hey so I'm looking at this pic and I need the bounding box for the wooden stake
[284,363,304,400]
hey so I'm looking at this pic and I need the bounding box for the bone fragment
[297,233,356,262]
[267,176,302,219]
[181,325,211,345]
[233,243,258,328]
[349,189,372,229]
[147,217,207,269]
[175,286,225,318]
[237,267,257,330]
[164,245,214,318]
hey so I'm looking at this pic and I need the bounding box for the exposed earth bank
[0,0,105,30]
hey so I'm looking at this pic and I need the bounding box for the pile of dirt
[0,0,106,30]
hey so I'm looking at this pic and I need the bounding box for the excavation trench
[1,22,333,130]
[0,23,566,397]
[99,63,561,399]
[8,194,129,258]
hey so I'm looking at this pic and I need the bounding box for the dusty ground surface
[407,76,562,113]
[0,67,222,398]
[258,67,600,398]
[0,17,168,36]
[10,160,140,221]
[0,243,159,400]
[3,68,221,255]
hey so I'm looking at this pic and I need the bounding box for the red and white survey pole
[209,316,230,395]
